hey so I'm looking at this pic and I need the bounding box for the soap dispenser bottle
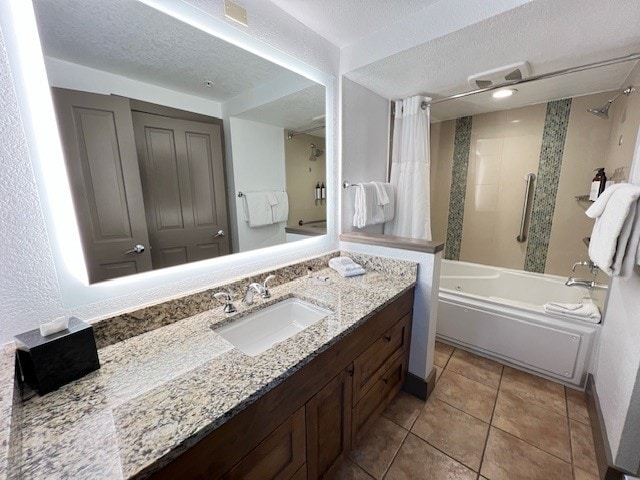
[589,168,607,201]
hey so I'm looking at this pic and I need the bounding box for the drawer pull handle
[384,335,392,341]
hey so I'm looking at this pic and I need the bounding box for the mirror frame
[1,0,336,309]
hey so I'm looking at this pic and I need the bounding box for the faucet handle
[262,274,276,298]
[571,260,592,272]
[214,291,237,313]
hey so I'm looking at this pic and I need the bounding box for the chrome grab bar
[516,173,536,243]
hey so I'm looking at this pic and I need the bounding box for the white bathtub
[436,260,604,387]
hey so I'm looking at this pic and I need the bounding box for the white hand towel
[543,302,601,324]
[586,183,640,277]
[371,182,395,223]
[265,191,279,206]
[329,257,366,277]
[242,192,273,227]
[270,191,289,223]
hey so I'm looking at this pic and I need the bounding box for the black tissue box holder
[14,317,100,395]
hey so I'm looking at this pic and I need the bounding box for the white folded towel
[270,191,289,223]
[371,182,395,223]
[586,183,640,278]
[242,192,273,227]
[265,191,279,206]
[329,257,366,277]
[543,302,601,324]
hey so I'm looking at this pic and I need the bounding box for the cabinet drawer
[224,407,306,480]
[352,352,407,445]
[352,314,411,405]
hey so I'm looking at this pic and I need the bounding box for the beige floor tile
[382,391,425,430]
[500,367,566,416]
[333,458,373,480]
[492,389,571,461]
[349,416,407,479]
[412,398,489,471]
[385,433,476,480]
[481,427,573,480]
[435,365,443,382]
[566,388,591,425]
[574,466,599,480]
[434,341,455,367]
[433,370,497,422]
[446,349,503,388]
[570,419,599,475]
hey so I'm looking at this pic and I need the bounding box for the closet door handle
[124,244,145,255]
[214,230,225,238]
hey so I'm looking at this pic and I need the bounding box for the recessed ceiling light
[492,88,517,99]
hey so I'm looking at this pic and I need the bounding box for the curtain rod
[393,52,640,109]
[287,125,326,139]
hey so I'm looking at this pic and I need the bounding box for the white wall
[0,0,339,343]
[592,63,640,475]
[230,117,287,252]
[45,57,223,117]
[341,77,390,234]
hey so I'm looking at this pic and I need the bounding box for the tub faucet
[565,278,596,289]
[571,260,598,275]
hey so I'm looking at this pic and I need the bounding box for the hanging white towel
[242,192,273,227]
[270,191,289,223]
[353,183,381,227]
[543,302,601,324]
[586,183,640,278]
[265,191,279,207]
[371,182,395,223]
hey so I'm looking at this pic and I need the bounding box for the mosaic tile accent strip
[524,99,572,273]
[444,116,473,260]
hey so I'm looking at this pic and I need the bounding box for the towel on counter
[353,182,395,227]
[242,192,273,227]
[586,183,640,278]
[270,191,289,223]
[543,302,601,324]
[328,256,366,277]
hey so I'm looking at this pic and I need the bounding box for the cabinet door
[52,88,152,282]
[306,368,353,480]
[224,407,306,480]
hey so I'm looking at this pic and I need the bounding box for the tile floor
[336,341,599,480]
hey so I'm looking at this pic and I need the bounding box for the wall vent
[468,62,531,89]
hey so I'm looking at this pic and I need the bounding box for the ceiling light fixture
[492,88,517,99]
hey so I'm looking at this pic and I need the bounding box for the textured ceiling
[268,0,436,48]
[33,0,301,102]
[344,0,640,113]
[236,84,326,134]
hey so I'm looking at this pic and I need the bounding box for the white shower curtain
[385,95,432,240]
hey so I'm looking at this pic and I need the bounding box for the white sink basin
[215,298,332,357]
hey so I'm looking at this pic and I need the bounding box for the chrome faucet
[213,291,237,313]
[242,275,276,304]
[571,260,599,275]
[565,278,596,289]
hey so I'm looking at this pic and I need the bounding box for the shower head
[587,86,636,119]
[309,143,323,160]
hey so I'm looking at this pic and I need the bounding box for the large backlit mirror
[428,57,639,296]
[32,0,327,284]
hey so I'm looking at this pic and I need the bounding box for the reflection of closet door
[51,88,152,283]
[132,112,230,269]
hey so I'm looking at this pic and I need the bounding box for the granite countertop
[8,255,416,479]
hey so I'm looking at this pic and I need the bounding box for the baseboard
[586,374,628,480]
[403,368,436,401]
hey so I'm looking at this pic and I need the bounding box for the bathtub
[436,260,604,387]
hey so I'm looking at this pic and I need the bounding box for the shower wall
[431,90,631,276]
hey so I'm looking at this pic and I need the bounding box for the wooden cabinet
[151,288,414,480]
[306,368,353,479]
[224,407,306,480]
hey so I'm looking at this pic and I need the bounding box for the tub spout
[565,277,596,289]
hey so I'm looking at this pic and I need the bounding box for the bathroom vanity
[5,252,417,479]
